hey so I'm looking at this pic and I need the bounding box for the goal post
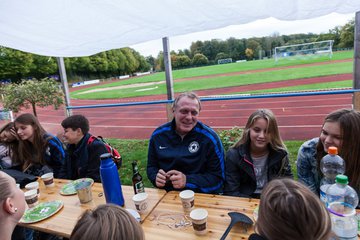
[274,40,334,63]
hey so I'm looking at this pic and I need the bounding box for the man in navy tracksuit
[147,92,225,193]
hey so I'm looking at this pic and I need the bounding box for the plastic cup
[25,181,40,197]
[75,181,93,204]
[179,190,195,212]
[190,208,208,235]
[41,173,55,188]
[24,189,39,208]
[132,192,148,214]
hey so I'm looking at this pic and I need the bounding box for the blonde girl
[224,109,292,198]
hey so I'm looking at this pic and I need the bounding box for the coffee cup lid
[133,192,148,201]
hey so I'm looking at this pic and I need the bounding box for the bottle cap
[335,174,348,184]
[100,153,112,160]
[328,146,338,155]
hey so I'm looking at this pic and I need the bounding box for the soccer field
[71,50,353,100]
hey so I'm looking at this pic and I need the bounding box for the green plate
[60,178,94,195]
[20,200,63,224]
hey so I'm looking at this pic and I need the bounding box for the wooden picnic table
[142,191,260,240]
[19,178,167,238]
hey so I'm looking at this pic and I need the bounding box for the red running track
[27,92,352,141]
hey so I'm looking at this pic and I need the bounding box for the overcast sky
[130,12,355,57]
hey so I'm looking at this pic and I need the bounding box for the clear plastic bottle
[100,153,125,206]
[326,175,359,240]
[319,146,345,204]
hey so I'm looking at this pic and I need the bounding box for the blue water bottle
[100,153,125,206]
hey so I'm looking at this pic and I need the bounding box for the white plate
[126,208,141,222]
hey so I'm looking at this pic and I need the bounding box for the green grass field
[72,61,352,99]
[77,50,352,89]
[242,80,352,94]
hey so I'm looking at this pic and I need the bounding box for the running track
[29,88,352,141]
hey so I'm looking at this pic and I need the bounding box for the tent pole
[162,37,174,121]
[57,57,72,117]
[353,11,360,111]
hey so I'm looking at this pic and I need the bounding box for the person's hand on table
[156,169,167,188]
[167,170,186,189]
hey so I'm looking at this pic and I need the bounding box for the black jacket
[60,133,108,182]
[223,141,293,198]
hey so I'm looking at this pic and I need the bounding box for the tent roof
[1,0,360,57]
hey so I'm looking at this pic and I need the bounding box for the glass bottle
[132,161,145,194]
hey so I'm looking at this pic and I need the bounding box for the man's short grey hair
[172,92,201,111]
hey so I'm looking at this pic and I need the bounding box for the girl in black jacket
[223,109,293,198]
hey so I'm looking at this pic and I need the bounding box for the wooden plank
[19,179,166,238]
[142,191,259,240]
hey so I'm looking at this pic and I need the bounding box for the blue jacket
[147,119,225,193]
[60,133,108,182]
[296,137,321,194]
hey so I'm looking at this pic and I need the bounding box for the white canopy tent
[1,0,360,57]
[1,0,360,115]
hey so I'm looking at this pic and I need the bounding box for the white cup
[24,189,39,208]
[190,208,208,235]
[179,190,195,212]
[25,181,40,197]
[132,192,148,214]
[41,173,55,188]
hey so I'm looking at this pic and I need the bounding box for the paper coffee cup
[41,173,55,187]
[24,189,39,208]
[179,190,195,212]
[190,208,208,235]
[132,192,148,214]
[25,181,40,197]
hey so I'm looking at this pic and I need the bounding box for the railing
[66,89,359,110]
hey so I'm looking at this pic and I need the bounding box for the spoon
[220,212,254,240]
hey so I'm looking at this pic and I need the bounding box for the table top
[142,191,260,240]
[19,178,167,238]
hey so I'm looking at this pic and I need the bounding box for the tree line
[0,18,354,82]
[0,47,150,83]
[152,18,354,70]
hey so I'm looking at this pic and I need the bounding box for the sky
[130,12,355,57]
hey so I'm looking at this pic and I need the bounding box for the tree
[0,47,33,82]
[338,19,354,48]
[192,53,208,66]
[3,78,64,116]
[245,48,254,60]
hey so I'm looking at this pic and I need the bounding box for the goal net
[274,40,334,63]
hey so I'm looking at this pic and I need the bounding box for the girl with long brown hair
[297,108,360,202]
[0,122,20,169]
[14,113,65,177]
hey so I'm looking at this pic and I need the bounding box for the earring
[14,208,18,212]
